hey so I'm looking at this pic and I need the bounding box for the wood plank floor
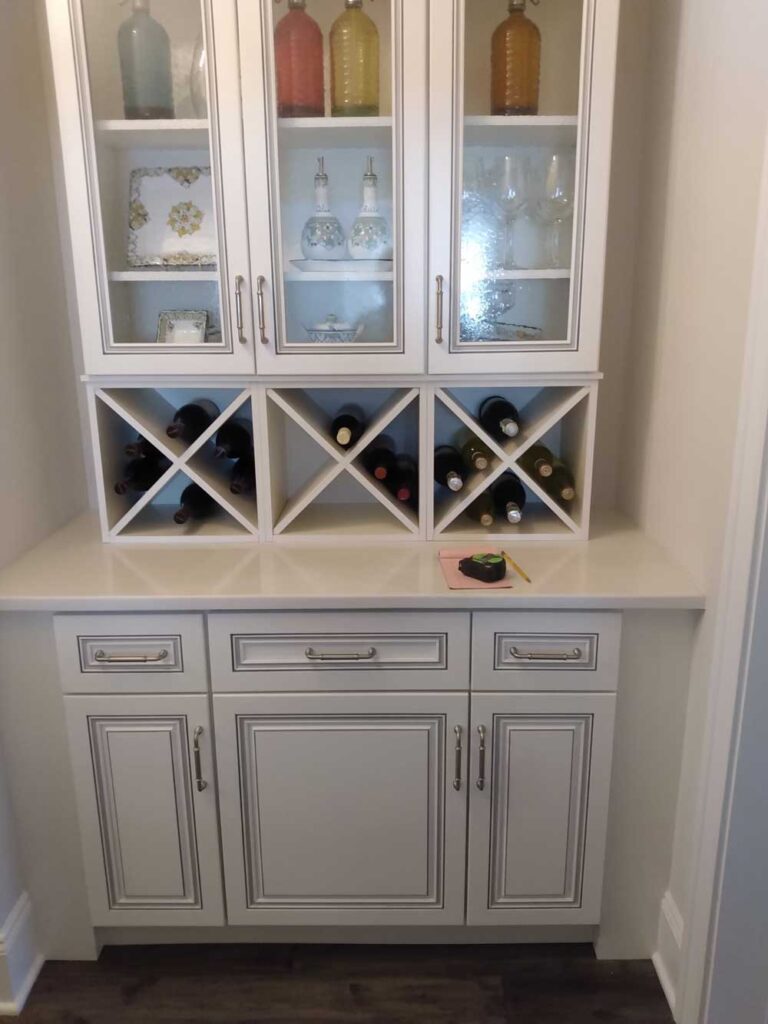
[3,944,674,1024]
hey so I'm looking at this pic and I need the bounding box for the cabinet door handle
[234,275,247,345]
[304,646,377,662]
[510,646,583,662]
[476,724,487,791]
[193,726,208,793]
[256,275,269,345]
[453,724,463,791]
[94,648,168,664]
[435,274,445,344]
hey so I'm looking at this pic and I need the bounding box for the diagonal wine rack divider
[431,385,596,540]
[91,387,259,541]
[266,388,421,539]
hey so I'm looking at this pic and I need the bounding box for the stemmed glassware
[495,152,528,269]
[532,151,575,269]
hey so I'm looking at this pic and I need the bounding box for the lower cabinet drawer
[208,611,471,691]
[472,611,622,691]
[54,613,207,693]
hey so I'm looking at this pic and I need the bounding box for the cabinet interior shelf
[95,119,209,149]
[283,269,394,284]
[109,269,219,283]
[278,117,393,149]
[483,269,571,281]
[464,116,578,147]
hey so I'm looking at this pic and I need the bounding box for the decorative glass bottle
[301,157,347,261]
[491,0,541,116]
[349,157,392,261]
[118,0,174,120]
[330,0,379,118]
[190,33,208,118]
[274,0,324,118]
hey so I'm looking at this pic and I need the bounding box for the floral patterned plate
[128,167,217,268]
[156,309,209,345]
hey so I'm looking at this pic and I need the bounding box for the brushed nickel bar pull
[193,726,208,793]
[476,724,487,791]
[453,725,463,791]
[234,274,247,344]
[256,275,269,345]
[435,274,445,344]
[510,646,583,662]
[304,647,377,662]
[94,649,168,664]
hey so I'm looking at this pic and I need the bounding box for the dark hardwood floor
[2,944,674,1024]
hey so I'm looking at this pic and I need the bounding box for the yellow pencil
[501,550,532,584]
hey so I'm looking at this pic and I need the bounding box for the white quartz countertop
[0,513,705,612]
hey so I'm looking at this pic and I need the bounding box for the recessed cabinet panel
[467,692,615,925]
[215,692,469,924]
[65,694,224,926]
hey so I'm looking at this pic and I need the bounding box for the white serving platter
[128,166,217,268]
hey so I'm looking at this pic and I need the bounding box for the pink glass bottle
[274,0,324,118]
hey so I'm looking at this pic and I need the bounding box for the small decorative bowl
[304,315,363,344]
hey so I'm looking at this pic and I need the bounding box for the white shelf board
[464,115,578,147]
[283,269,394,283]
[95,119,209,149]
[109,269,219,283]
[277,501,416,540]
[483,269,571,281]
[114,505,251,542]
[277,116,393,149]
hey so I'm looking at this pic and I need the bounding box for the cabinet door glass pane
[455,0,584,352]
[263,0,400,356]
[76,0,233,354]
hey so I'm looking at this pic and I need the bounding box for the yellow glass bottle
[330,0,379,117]
[491,0,541,116]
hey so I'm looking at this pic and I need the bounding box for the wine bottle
[118,0,174,120]
[331,405,366,448]
[462,436,493,472]
[363,435,396,481]
[173,484,217,525]
[547,461,576,503]
[214,418,252,460]
[521,443,554,480]
[274,0,325,118]
[479,395,521,440]
[166,398,220,444]
[466,492,495,529]
[434,446,465,493]
[389,454,418,504]
[230,454,256,497]
[114,454,170,496]
[492,473,527,524]
[124,435,157,459]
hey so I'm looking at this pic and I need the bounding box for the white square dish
[128,167,217,268]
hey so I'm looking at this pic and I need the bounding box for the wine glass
[495,152,528,269]
[533,151,575,269]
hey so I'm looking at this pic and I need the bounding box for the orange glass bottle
[274,0,324,118]
[491,0,541,116]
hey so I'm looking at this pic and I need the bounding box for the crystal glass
[330,0,380,117]
[495,152,528,268]
[533,151,575,269]
[301,157,347,260]
[190,33,207,118]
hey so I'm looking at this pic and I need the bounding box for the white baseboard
[653,890,685,1019]
[0,892,44,1016]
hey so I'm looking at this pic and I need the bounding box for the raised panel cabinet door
[215,692,469,924]
[65,694,224,926]
[467,692,615,925]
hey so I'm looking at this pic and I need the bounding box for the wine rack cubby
[87,381,596,544]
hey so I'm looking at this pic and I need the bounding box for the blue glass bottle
[118,0,174,120]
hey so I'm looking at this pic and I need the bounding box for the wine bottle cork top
[562,486,576,502]
[501,418,520,437]
[336,427,353,447]
[506,502,523,524]
[447,472,463,492]
[480,513,494,528]
[374,467,388,481]
[474,454,489,470]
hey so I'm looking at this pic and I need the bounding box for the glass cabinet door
[429,0,619,373]
[60,0,254,373]
[239,0,427,375]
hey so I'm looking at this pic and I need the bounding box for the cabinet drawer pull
[93,648,169,665]
[193,726,208,793]
[435,274,445,344]
[234,274,247,345]
[509,646,583,662]
[256,275,269,345]
[476,724,487,791]
[453,725,463,791]
[304,646,377,662]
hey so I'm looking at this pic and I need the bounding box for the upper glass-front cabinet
[429,0,619,373]
[47,0,255,374]
[238,0,428,374]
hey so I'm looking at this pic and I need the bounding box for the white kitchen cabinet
[65,694,224,926]
[214,692,469,925]
[467,692,615,925]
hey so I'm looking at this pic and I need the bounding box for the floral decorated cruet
[348,156,392,261]
[300,157,347,260]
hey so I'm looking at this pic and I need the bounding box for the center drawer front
[472,611,622,692]
[54,613,207,694]
[208,612,471,691]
